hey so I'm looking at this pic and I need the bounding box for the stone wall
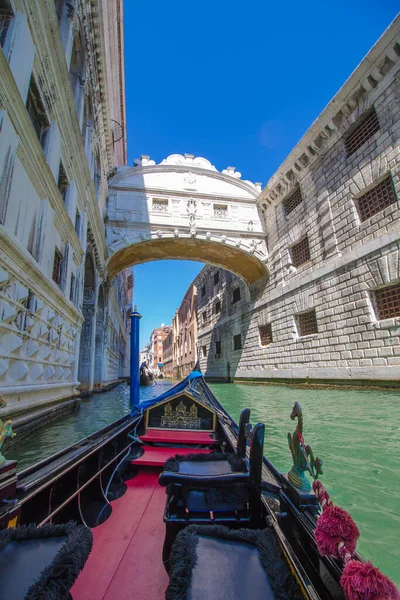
[197,19,400,386]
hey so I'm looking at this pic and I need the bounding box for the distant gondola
[139,362,154,386]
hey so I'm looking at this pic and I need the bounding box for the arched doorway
[94,285,105,390]
[78,252,96,394]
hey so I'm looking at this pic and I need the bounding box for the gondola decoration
[288,402,399,600]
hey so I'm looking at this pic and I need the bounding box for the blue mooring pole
[130,308,142,409]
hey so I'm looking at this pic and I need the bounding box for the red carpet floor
[72,468,169,600]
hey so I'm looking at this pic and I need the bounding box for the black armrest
[159,471,250,487]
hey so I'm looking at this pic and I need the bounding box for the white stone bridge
[106,154,268,285]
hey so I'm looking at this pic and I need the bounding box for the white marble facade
[0,0,130,418]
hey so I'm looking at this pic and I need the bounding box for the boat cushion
[167,525,303,600]
[164,451,245,476]
[185,486,248,512]
[0,522,92,600]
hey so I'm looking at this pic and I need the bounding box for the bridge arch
[107,236,268,285]
[106,154,269,285]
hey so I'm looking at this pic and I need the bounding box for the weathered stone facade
[197,19,400,386]
[168,283,198,380]
[0,0,131,419]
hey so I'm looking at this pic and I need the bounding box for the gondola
[0,371,397,600]
[140,362,155,386]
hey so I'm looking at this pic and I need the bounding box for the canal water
[7,381,400,586]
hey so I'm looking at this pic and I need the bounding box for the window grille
[356,176,397,222]
[373,282,400,320]
[152,198,168,213]
[214,270,220,285]
[52,249,63,285]
[26,77,50,149]
[232,287,241,303]
[291,237,310,268]
[213,204,228,218]
[215,299,221,314]
[259,323,273,346]
[202,345,207,357]
[345,109,380,156]
[297,310,318,336]
[233,334,242,351]
[215,340,221,355]
[283,186,303,216]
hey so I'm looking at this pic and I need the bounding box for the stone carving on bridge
[186,199,197,226]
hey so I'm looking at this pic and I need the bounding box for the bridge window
[152,198,169,213]
[201,284,206,297]
[290,236,310,268]
[259,323,273,346]
[345,108,380,156]
[355,176,397,222]
[283,186,303,217]
[296,310,318,337]
[215,340,221,356]
[214,270,220,285]
[202,345,207,357]
[372,282,400,320]
[232,287,241,303]
[233,334,242,351]
[214,299,221,314]
[213,204,228,219]
[202,311,208,324]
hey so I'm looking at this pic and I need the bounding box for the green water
[210,383,400,587]
[8,381,400,586]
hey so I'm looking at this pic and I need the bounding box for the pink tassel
[313,481,359,559]
[314,504,359,558]
[341,560,400,600]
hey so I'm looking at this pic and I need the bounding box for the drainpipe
[130,307,142,409]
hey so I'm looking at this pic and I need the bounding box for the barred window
[214,270,220,285]
[345,109,380,156]
[215,340,221,355]
[152,198,168,213]
[297,310,318,336]
[291,236,310,268]
[373,282,400,320]
[52,249,63,285]
[283,186,303,216]
[356,176,397,222]
[232,287,241,303]
[233,334,242,351]
[259,323,273,346]
[213,204,228,218]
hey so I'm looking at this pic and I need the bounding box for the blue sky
[124,1,399,347]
